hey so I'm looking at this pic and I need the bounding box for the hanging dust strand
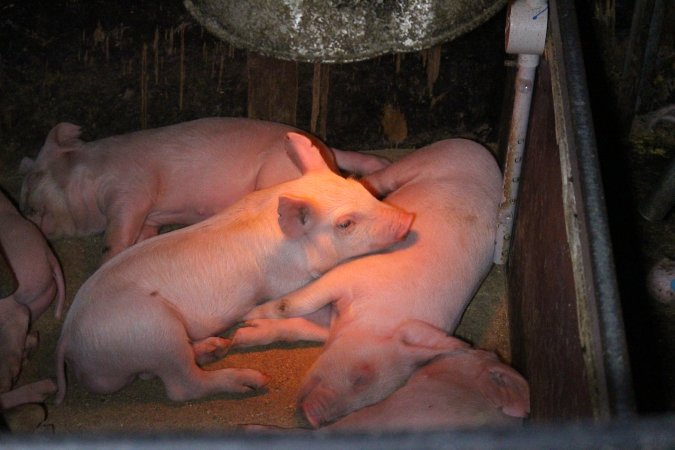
[179,26,185,111]
[140,43,148,129]
[425,45,442,98]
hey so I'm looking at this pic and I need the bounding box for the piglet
[20,117,390,262]
[0,297,30,394]
[0,190,65,321]
[0,297,56,412]
[240,139,502,426]
[324,333,529,431]
[246,331,528,431]
[55,132,413,404]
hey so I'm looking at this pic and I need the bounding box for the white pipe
[493,1,548,265]
[493,54,540,264]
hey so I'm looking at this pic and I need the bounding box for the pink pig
[0,190,65,320]
[240,139,502,426]
[245,331,528,431]
[0,297,31,394]
[54,133,413,404]
[323,333,529,431]
[20,117,390,262]
[0,298,55,411]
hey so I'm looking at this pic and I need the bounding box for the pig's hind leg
[160,338,270,401]
[67,297,268,402]
[192,336,232,365]
[149,310,269,401]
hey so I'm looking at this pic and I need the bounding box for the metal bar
[551,0,636,418]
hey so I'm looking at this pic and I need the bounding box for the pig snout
[370,208,414,251]
[297,379,337,428]
[647,257,675,304]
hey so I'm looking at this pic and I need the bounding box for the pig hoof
[23,331,40,358]
[237,372,271,393]
[193,337,232,365]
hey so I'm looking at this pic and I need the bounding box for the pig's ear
[278,194,317,238]
[18,157,35,174]
[285,132,328,174]
[394,319,470,364]
[42,122,83,157]
[478,361,531,418]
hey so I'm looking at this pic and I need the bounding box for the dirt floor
[0,0,510,434]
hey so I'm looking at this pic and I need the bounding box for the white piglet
[241,139,503,426]
[55,133,413,404]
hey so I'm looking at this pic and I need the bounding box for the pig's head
[19,123,86,238]
[278,133,414,276]
[297,320,468,427]
[436,348,531,421]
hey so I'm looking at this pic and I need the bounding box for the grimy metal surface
[183,0,507,63]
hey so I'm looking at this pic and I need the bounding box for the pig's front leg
[233,317,330,348]
[192,336,232,365]
[137,224,160,243]
[244,277,338,320]
[361,164,416,198]
[101,198,152,262]
[332,149,390,177]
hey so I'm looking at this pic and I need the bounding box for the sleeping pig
[245,331,528,431]
[322,333,529,431]
[0,297,31,394]
[20,117,390,262]
[0,190,65,321]
[54,132,413,404]
[239,138,502,426]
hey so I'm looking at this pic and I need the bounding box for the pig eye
[336,219,354,231]
[349,363,375,391]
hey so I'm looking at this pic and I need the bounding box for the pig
[0,297,55,412]
[245,332,529,431]
[0,190,65,320]
[20,117,390,263]
[54,132,413,404]
[239,138,502,426]
[323,335,529,431]
[646,257,674,304]
[0,297,30,394]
